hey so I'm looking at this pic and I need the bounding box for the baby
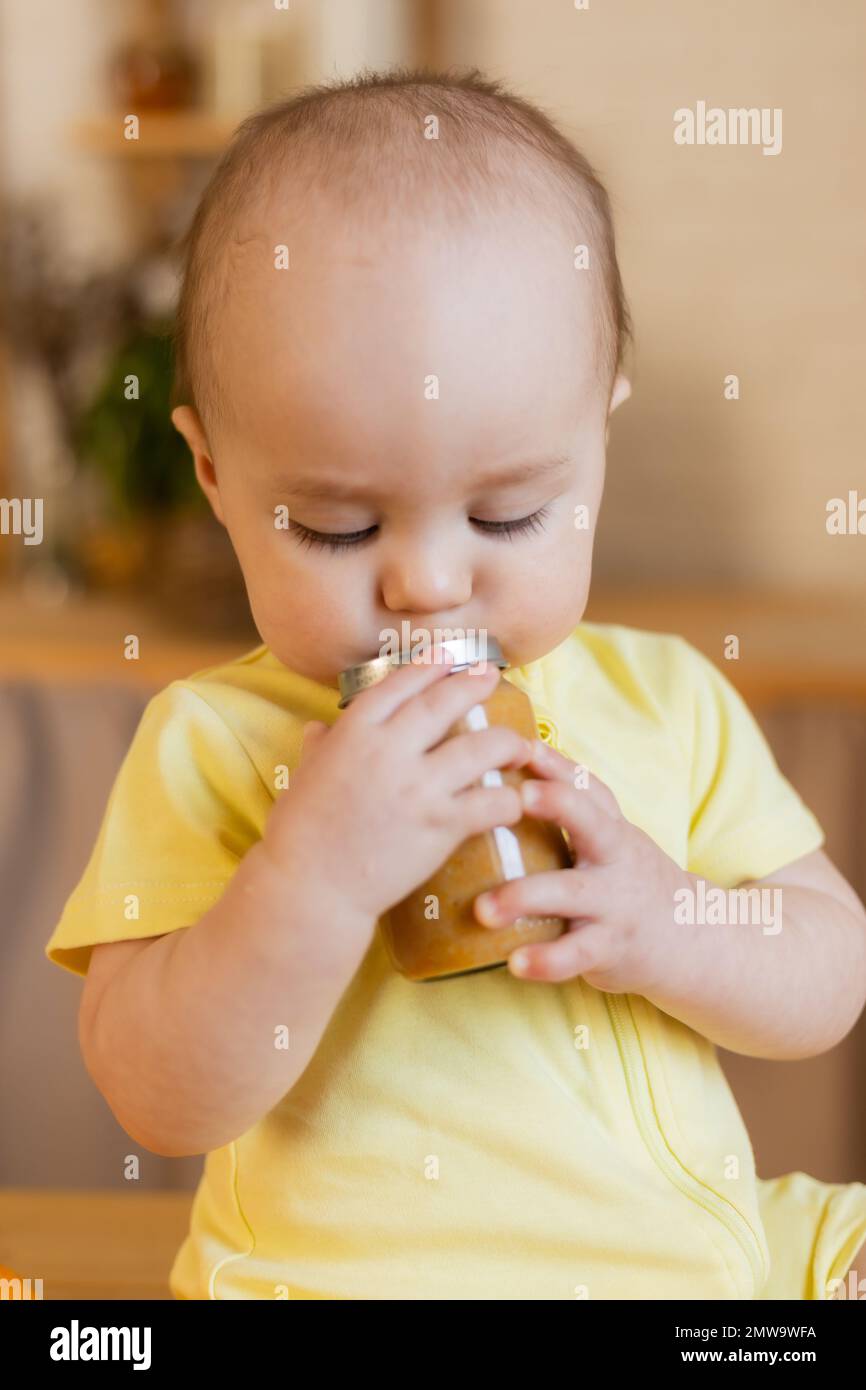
[46,68,866,1300]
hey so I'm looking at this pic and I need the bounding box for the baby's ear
[171,405,208,452]
[608,373,632,415]
[171,406,226,526]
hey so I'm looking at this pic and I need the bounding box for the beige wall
[439,0,866,594]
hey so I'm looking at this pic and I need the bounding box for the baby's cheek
[504,548,590,654]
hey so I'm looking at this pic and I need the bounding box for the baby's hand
[261,653,533,928]
[473,740,687,990]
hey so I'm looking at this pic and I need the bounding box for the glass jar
[338,636,572,981]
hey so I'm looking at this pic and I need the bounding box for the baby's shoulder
[139,642,335,780]
[572,619,693,667]
[562,620,713,705]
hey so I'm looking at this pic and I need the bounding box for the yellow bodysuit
[44,624,866,1299]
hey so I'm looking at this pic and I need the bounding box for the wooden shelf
[71,111,238,158]
[0,586,254,687]
[0,1188,193,1300]
[582,586,866,705]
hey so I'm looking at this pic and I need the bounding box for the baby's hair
[170,65,633,441]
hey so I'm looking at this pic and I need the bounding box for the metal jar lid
[338,633,507,708]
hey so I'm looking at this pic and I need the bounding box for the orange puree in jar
[338,636,572,982]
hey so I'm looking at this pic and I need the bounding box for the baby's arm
[81,841,373,1156]
[473,740,866,1060]
[634,848,866,1060]
[80,656,530,1157]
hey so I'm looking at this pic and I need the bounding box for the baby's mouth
[380,625,501,665]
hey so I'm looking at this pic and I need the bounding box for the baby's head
[171,68,632,686]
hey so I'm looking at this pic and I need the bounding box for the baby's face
[174,200,629,687]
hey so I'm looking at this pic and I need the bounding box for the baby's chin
[263,635,389,690]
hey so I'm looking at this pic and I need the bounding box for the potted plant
[74,320,254,634]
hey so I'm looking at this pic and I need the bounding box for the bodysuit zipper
[604,992,768,1294]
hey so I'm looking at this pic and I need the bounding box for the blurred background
[1,0,864,1297]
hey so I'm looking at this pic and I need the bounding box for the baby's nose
[380,552,472,615]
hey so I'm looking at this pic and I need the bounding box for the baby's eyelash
[287,504,552,554]
[471,504,552,541]
[288,522,376,552]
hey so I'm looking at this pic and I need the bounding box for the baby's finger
[344,646,455,723]
[520,777,622,864]
[506,922,616,983]
[524,740,622,816]
[429,725,533,793]
[388,660,501,753]
[298,720,329,759]
[474,867,596,927]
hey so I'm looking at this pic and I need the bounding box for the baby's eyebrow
[471,454,573,490]
[278,455,572,503]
